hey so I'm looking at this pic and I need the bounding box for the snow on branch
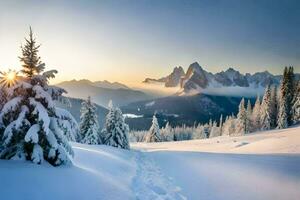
[25,124,40,143]
[29,98,50,135]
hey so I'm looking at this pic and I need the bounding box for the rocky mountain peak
[143,61,299,95]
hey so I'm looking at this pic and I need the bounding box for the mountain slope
[56,80,150,107]
[122,94,253,130]
[55,96,108,128]
[143,66,185,87]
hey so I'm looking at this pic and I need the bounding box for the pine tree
[0,86,7,110]
[19,27,45,78]
[193,124,206,139]
[161,122,173,141]
[0,28,75,166]
[209,121,220,138]
[246,100,252,133]
[260,85,272,130]
[222,115,236,136]
[292,81,300,123]
[208,119,213,137]
[79,96,101,145]
[277,67,291,129]
[145,115,161,142]
[103,101,130,149]
[286,67,296,125]
[252,95,261,131]
[219,114,223,136]
[236,98,247,135]
[270,86,278,128]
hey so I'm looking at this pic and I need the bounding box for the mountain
[56,80,150,107]
[122,93,253,130]
[55,96,108,128]
[165,66,185,87]
[180,62,211,92]
[143,66,185,87]
[93,80,129,89]
[143,62,299,95]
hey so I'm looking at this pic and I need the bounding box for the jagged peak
[172,66,185,74]
[186,62,205,76]
[225,67,239,73]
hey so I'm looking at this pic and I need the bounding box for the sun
[6,71,16,81]
[0,70,18,88]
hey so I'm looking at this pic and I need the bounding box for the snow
[30,97,51,134]
[32,144,44,164]
[133,126,300,154]
[0,126,299,200]
[123,113,143,118]
[0,143,135,200]
[0,96,22,116]
[25,124,40,143]
[145,101,155,107]
[33,85,55,108]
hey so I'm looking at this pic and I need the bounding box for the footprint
[235,142,249,147]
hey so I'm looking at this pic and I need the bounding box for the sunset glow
[0,70,18,88]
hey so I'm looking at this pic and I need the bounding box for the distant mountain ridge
[59,79,129,90]
[143,62,300,94]
[56,79,150,107]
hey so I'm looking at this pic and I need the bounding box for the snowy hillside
[133,126,300,154]
[1,126,299,200]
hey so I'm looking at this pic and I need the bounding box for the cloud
[202,86,265,97]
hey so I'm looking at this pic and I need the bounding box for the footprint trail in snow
[132,151,186,200]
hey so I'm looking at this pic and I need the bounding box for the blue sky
[0,0,299,85]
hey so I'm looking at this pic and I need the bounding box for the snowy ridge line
[132,150,186,200]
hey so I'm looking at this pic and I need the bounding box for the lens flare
[0,70,18,88]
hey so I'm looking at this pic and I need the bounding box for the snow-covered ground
[133,126,300,154]
[0,126,299,200]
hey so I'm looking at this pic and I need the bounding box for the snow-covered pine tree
[292,81,300,123]
[145,115,161,142]
[0,28,75,166]
[161,122,173,141]
[56,107,79,142]
[209,121,220,138]
[277,67,290,129]
[193,124,206,139]
[260,85,272,130]
[103,101,130,149]
[79,96,101,144]
[219,114,223,136]
[270,86,278,128]
[222,115,236,136]
[252,95,261,131]
[246,100,252,133]
[236,98,247,135]
[207,119,213,137]
[222,116,229,136]
[286,66,296,125]
[0,86,7,111]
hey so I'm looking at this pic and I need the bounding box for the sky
[0,0,299,86]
